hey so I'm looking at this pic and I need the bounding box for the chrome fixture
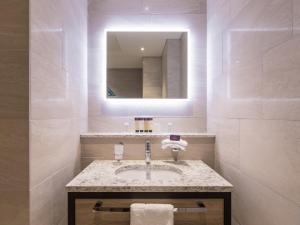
[145,140,151,164]
[93,201,207,213]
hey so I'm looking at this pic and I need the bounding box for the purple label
[170,135,180,141]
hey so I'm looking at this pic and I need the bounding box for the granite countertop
[66,160,233,192]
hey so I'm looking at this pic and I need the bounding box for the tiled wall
[29,0,87,225]
[207,0,300,225]
[88,0,207,133]
[0,1,30,225]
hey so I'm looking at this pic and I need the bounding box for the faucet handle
[145,140,151,164]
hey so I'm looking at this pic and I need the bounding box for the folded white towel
[162,139,188,147]
[130,203,174,225]
[161,139,188,152]
[161,143,186,151]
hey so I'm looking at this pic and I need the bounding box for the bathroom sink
[115,164,183,181]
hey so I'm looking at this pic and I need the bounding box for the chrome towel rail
[92,201,207,213]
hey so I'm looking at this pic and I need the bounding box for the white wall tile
[208,1,300,225]
[29,1,87,225]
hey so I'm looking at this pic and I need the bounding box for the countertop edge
[65,185,233,193]
[80,133,216,138]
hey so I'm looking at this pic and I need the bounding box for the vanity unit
[66,160,233,225]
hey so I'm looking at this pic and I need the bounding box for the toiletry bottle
[149,118,153,133]
[114,142,124,161]
[135,118,139,133]
[144,118,149,133]
[139,118,144,133]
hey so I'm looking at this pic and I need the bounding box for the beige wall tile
[30,178,53,225]
[214,119,240,169]
[229,63,263,99]
[30,25,65,69]
[224,99,263,119]
[263,35,300,72]
[143,0,206,14]
[240,119,300,205]
[88,0,206,15]
[30,118,81,187]
[236,174,300,225]
[0,25,28,50]
[30,166,77,225]
[0,50,29,118]
[262,69,300,98]
[0,189,29,225]
[214,161,241,223]
[262,99,300,120]
[88,0,143,15]
[31,52,68,101]
[229,0,251,19]
[0,0,29,50]
[294,0,300,34]
[52,165,78,225]
[0,119,29,189]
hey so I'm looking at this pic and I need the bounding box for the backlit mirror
[106,31,188,99]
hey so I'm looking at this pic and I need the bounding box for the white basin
[115,164,183,181]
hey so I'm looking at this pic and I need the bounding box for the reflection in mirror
[106,31,188,99]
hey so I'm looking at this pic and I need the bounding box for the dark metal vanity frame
[68,192,231,225]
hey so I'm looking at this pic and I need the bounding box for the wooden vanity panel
[76,199,223,225]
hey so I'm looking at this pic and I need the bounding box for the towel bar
[92,201,207,213]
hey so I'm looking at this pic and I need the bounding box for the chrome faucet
[145,140,151,164]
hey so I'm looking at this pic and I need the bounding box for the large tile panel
[0,50,29,118]
[237,174,300,225]
[240,119,300,205]
[30,118,80,187]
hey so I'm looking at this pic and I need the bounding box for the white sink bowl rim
[115,164,183,181]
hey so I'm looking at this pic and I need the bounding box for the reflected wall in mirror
[106,31,188,99]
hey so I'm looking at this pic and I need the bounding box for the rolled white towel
[161,139,188,147]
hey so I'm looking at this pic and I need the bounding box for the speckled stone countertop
[66,160,233,192]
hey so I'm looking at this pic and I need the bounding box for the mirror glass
[106,31,188,99]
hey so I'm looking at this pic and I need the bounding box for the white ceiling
[107,32,183,68]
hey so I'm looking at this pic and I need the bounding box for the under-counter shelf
[76,198,223,225]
